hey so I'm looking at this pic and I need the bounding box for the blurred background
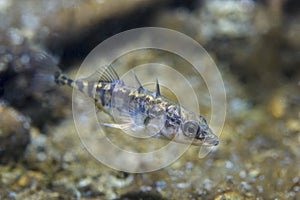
[0,0,299,199]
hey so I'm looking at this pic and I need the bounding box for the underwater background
[0,0,299,199]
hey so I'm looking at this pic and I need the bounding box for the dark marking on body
[75,80,84,91]
[87,82,94,97]
[54,71,61,84]
[96,83,105,106]
[67,79,73,86]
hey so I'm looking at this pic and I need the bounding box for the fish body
[53,64,219,147]
[34,52,219,148]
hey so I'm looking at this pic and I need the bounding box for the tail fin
[30,51,61,92]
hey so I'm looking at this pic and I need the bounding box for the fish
[33,51,219,157]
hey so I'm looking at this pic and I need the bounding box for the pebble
[249,169,260,178]
[156,180,167,189]
[214,191,244,200]
[286,119,300,132]
[269,93,287,118]
[239,170,247,178]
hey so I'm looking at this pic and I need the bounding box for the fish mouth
[203,129,219,146]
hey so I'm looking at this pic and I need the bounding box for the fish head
[180,115,219,147]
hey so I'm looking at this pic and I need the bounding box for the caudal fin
[30,50,61,92]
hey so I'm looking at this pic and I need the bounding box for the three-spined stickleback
[35,52,219,149]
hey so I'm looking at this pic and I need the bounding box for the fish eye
[182,120,199,138]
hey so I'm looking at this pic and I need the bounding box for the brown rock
[0,101,30,164]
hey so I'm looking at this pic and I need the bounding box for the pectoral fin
[198,145,214,159]
[102,123,132,131]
